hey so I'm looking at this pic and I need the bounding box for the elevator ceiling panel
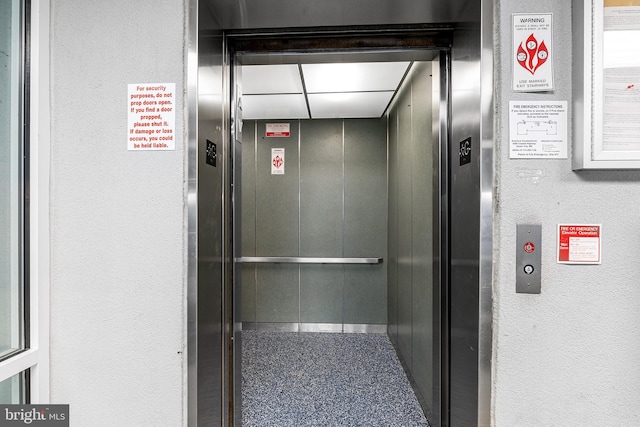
[301,62,409,93]
[242,62,410,119]
[242,94,309,119]
[308,92,394,119]
[242,64,304,94]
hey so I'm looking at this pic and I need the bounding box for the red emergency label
[266,123,290,137]
[557,224,601,264]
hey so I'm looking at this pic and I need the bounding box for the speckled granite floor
[242,331,429,426]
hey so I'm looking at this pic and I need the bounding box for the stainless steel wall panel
[343,119,388,258]
[256,121,299,257]
[387,59,442,425]
[387,109,399,342]
[241,263,256,323]
[298,120,344,326]
[299,120,343,257]
[241,118,388,329]
[241,120,257,324]
[241,120,256,256]
[255,264,300,323]
[344,118,388,326]
[300,264,343,324]
[409,61,435,413]
[396,80,414,367]
[344,264,387,324]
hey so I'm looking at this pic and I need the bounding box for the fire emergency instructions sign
[512,13,554,92]
[557,224,602,264]
[128,83,176,150]
[509,101,568,158]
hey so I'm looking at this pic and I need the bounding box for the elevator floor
[242,331,429,426]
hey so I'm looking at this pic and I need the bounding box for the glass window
[0,0,27,360]
[0,371,27,404]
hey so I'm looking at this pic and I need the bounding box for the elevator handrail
[235,256,383,264]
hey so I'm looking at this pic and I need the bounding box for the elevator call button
[516,224,541,294]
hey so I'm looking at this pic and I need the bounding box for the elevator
[188,1,493,426]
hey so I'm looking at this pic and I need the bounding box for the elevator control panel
[516,224,541,294]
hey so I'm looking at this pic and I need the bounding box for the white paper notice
[601,4,640,153]
[128,83,176,150]
[604,4,640,31]
[512,13,554,92]
[509,101,568,158]
[602,68,640,152]
[271,148,285,175]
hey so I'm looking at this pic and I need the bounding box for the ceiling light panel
[242,94,309,120]
[308,92,394,119]
[242,64,304,94]
[301,62,410,93]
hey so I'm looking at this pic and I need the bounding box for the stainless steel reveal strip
[236,257,383,264]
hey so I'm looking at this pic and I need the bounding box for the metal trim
[242,322,387,334]
[23,0,31,355]
[478,0,495,425]
[236,257,383,264]
[186,0,198,425]
[343,323,387,334]
[433,51,448,427]
[300,323,343,333]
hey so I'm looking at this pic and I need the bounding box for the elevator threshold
[242,331,429,426]
[243,322,387,334]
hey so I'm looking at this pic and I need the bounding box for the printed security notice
[128,83,176,150]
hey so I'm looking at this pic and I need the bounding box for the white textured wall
[493,1,640,425]
[50,1,186,425]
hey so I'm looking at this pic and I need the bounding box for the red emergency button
[523,242,535,253]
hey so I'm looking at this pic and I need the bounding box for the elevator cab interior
[232,32,447,426]
[192,1,493,426]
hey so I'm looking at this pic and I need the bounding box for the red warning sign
[512,14,554,91]
[266,123,290,137]
[516,33,549,75]
[271,148,285,175]
[557,224,601,264]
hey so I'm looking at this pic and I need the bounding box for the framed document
[573,0,640,169]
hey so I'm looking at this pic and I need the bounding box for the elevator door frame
[190,0,494,423]
[228,29,451,427]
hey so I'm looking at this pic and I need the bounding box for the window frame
[572,0,640,169]
[0,0,50,403]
